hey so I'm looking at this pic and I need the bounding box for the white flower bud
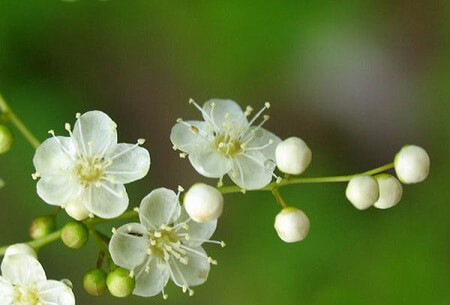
[65,198,90,221]
[274,207,310,243]
[5,243,37,259]
[373,174,403,209]
[184,183,224,223]
[275,137,312,175]
[395,145,430,184]
[345,176,379,210]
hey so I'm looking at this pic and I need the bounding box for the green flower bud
[30,216,57,240]
[83,268,107,296]
[106,267,135,298]
[0,125,13,154]
[61,221,89,249]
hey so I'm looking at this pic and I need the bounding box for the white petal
[109,223,148,270]
[133,258,169,297]
[83,183,129,219]
[139,188,181,230]
[203,99,248,130]
[73,111,117,157]
[0,276,14,305]
[37,176,83,207]
[170,121,210,154]
[188,146,232,178]
[230,151,273,190]
[33,137,76,177]
[4,244,37,259]
[169,246,210,287]
[1,254,46,285]
[178,209,217,248]
[37,280,75,305]
[105,143,151,184]
[245,127,281,160]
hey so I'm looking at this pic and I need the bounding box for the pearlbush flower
[170,99,281,190]
[33,111,151,219]
[345,176,379,210]
[274,207,310,243]
[394,145,430,184]
[0,254,75,305]
[184,183,224,223]
[109,187,224,298]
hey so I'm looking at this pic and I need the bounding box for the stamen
[179,153,187,158]
[75,113,88,154]
[31,172,40,180]
[189,98,219,131]
[244,105,254,116]
[133,207,140,213]
[217,176,224,188]
[248,102,270,127]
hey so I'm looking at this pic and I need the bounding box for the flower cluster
[0,99,431,304]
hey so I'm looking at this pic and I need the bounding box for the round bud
[65,198,89,221]
[83,268,107,296]
[373,174,403,209]
[275,137,312,175]
[0,125,13,154]
[345,176,379,210]
[395,145,430,184]
[30,215,57,240]
[5,243,37,259]
[184,183,224,223]
[274,207,310,243]
[106,268,135,298]
[61,221,89,249]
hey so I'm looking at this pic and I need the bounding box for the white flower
[395,145,430,184]
[109,187,224,298]
[184,183,224,223]
[274,207,310,243]
[345,176,379,210]
[0,254,75,305]
[275,137,312,175]
[33,111,151,219]
[170,99,281,190]
[373,174,403,209]
[4,244,37,259]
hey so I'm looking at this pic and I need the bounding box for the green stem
[0,211,139,257]
[272,188,287,208]
[218,162,394,194]
[0,229,62,256]
[0,92,41,149]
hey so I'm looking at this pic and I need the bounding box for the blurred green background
[0,0,449,304]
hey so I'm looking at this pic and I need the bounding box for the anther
[129,270,135,278]
[31,172,41,180]
[75,113,81,119]
[112,227,117,234]
[137,138,146,145]
[154,231,162,238]
[220,241,226,247]
[264,102,271,109]
[163,293,168,300]
[240,189,247,194]
[263,114,270,121]
[133,207,140,213]
[48,130,55,136]
[176,118,183,123]
[64,123,71,132]
[179,153,187,158]
[177,185,185,192]
[276,177,282,184]
[189,126,199,134]
[88,213,94,218]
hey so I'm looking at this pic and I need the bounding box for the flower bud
[275,137,312,175]
[4,243,37,259]
[184,183,224,223]
[0,125,13,154]
[83,268,107,296]
[395,145,430,184]
[373,174,403,209]
[274,207,310,243]
[30,215,57,240]
[61,221,89,249]
[345,176,379,210]
[106,267,135,298]
[65,198,89,221]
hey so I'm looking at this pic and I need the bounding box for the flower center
[213,134,242,157]
[74,157,105,184]
[14,286,40,305]
[147,227,180,259]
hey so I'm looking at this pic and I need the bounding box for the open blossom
[33,111,151,219]
[0,254,75,305]
[170,99,281,190]
[109,187,224,298]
